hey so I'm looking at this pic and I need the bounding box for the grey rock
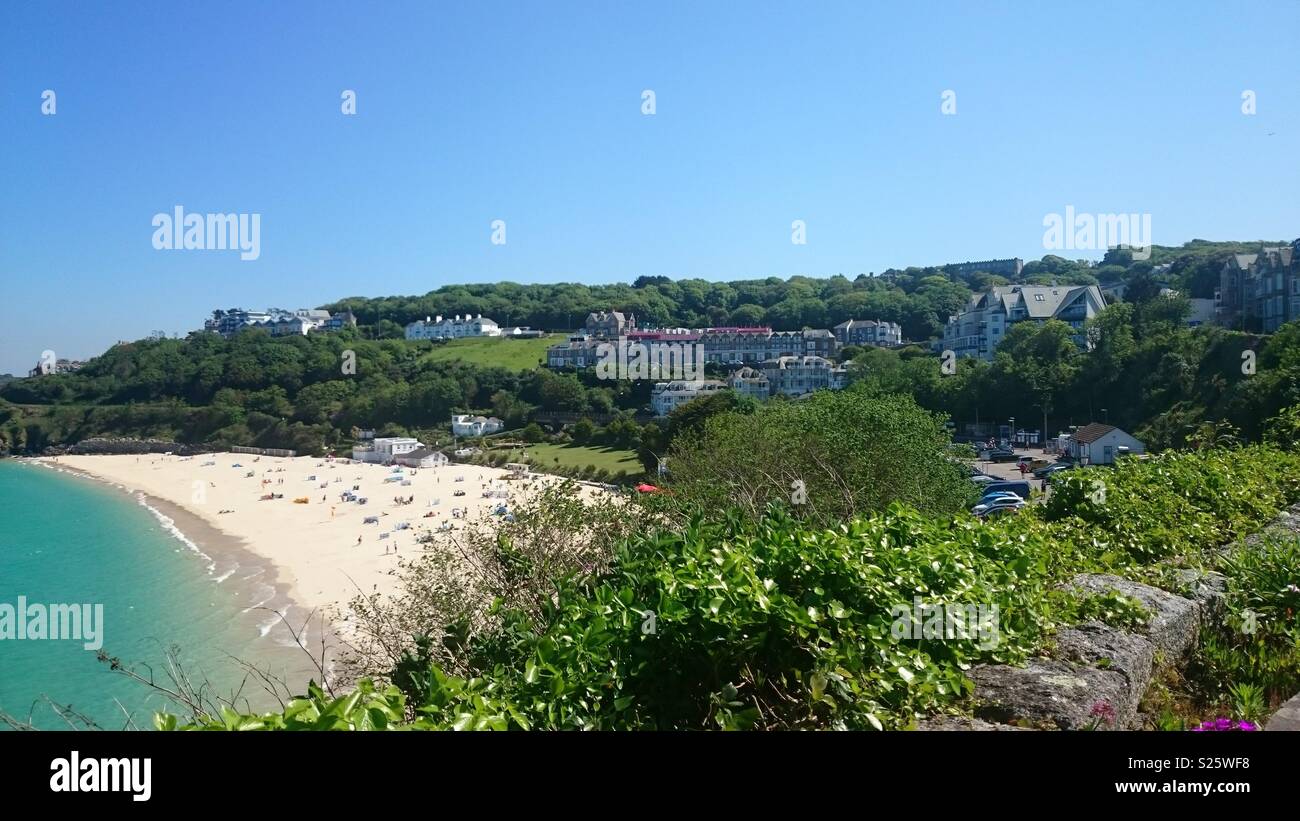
[915,716,1032,731]
[1068,574,1200,664]
[969,659,1129,730]
[1054,620,1155,726]
[1265,691,1300,731]
[63,438,212,457]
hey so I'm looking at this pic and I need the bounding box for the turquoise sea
[0,461,318,729]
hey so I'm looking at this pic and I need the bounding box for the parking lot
[972,446,1057,481]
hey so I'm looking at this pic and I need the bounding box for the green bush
[1189,534,1300,710]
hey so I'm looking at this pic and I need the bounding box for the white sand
[41,452,600,623]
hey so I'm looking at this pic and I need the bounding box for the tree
[521,422,545,443]
[572,418,596,444]
[994,320,1080,437]
[728,304,766,326]
[666,389,974,524]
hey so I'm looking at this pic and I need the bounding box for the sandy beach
[37,452,602,631]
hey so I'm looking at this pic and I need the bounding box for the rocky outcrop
[1067,574,1199,663]
[56,437,211,456]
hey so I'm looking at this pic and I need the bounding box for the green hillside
[417,336,553,371]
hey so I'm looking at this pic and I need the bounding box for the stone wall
[919,503,1300,731]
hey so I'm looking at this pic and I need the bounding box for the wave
[257,605,288,638]
[213,563,239,583]
[134,493,217,574]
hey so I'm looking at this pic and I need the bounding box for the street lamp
[1008,416,1015,448]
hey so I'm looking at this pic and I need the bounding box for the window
[1035,294,1045,302]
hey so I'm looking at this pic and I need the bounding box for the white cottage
[1065,423,1145,465]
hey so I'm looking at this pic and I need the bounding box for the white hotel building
[351,437,424,464]
[942,284,1106,362]
[405,314,501,340]
[650,380,728,417]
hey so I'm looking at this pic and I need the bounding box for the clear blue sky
[2,1,1297,375]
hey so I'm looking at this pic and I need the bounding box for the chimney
[435,315,442,323]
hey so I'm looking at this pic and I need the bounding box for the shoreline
[22,458,333,656]
[27,452,604,668]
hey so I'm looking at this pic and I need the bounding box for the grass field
[416,336,553,371]
[488,442,643,475]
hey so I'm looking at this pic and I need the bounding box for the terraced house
[833,318,903,347]
[942,284,1106,361]
[650,379,728,416]
[699,327,838,364]
[548,326,841,371]
[405,314,501,340]
[1217,240,1300,332]
[759,355,848,397]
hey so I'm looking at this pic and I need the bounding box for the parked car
[982,480,1032,499]
[974,491,1023,511]
[978,490,1024,505]
[1033,463,1074,479]
[975,503,1024,520]
[969,474,1000,485]
[973,496,1027,516]
[987,449,1020,463]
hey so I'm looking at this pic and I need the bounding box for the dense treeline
[0,330,643,455]
[2,239,1293,456]
[324,240,1280,340]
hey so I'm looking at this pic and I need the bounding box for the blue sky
[1,0,1297,374]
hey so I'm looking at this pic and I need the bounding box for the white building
[295,309,332,328]
[205,307,349,338]
[1063,423,1145,465]
[725,367,770,401]
[351,437,424,464]
[650,380,727,416]
[268,316,315,337]
[943,284,1106,361]
[405,314,501,340]
[759,355,847,397]
[451,414,504,437]
[394,447,449,468]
